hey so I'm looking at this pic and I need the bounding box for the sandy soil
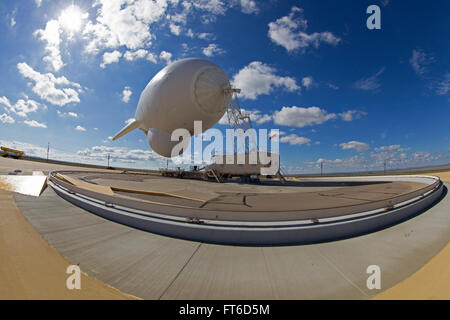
[425,171,450,183]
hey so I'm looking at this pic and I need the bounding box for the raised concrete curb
[49,173,443,246]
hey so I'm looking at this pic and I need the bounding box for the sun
[59,4,85,33]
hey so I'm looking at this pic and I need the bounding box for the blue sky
[0,0,449,173]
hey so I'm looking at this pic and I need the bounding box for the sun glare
[59,4,85,33]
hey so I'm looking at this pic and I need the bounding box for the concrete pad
[160,244,367,300]
[66,231,200,299]
[12,183,449,299]
[14,188,201,299]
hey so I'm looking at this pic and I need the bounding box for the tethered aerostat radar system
[112,58,240,157]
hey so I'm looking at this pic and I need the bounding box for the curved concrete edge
[49,176,445,246]
[48,172,440,219]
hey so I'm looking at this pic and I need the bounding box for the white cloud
[57,110,78,118]
[268,6,341,52]
[410,49,434,75]
[253,113,272,125]
[432,73,450,96]
[280,134,311,146]
[17,62,81,106]
[232,61,300,100]
[160,50,173,64]
[82,0,168,54]
[122,86,133,103]
[79,0,258,59]
[313,155,368,171]
[241,108,272,125]
[33,20,64,72]
[302,76,314,89]
[198,32,215,40]
[0,96,41,118]
[100,50,122,68]
[168,1,192,26]
[35,0,43,7]
[0,139,164,168]
[239,0,259,14]
[77,145,163,162]
[146,52,158,63]
[328,83,339,90]
[339,110,367,122]
[412,152,433,161]
[181,42,190,52]
[75,125,86,131]
[309,147,444,173]
[339,141,370,152]
[10,17,16,27]
[24,120,47,128]
[169,23,181,36]
[186,28,194,38]
[370,144,414,167]
[123,49,148,61]
[374,145,401,152]
[58,4,88,35]
[227,106,366,128]
[0,113,15,124]
[317,158,343,165]
[354,67,385,91]
[192,0,227,16]
[273,106,336,127]
[202,43,225,57]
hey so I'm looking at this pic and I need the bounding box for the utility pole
[383,159,387,175]
[320,162,323,176]
[107,153,110,167]
[47,142,50,162]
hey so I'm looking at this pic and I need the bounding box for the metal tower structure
[224,91,256,154]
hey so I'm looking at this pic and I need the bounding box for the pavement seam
[315,248,371,299]
[58,229,135,255]
[157,242,203,300]
[38,220,109,235]
[261,247,277,299]
[95,237,175,286]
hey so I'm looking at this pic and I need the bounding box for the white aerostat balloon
[112,58,234,157]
